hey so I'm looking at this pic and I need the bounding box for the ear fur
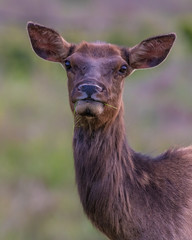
[129,33,176,69]
[27,22,71,62]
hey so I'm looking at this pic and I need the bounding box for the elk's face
[27,22,176,128]
[64,44,132,123]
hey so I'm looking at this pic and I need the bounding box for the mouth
[74,99,104,117]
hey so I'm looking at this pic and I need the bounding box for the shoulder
[154,146,192,181]
[173,146,192,156]
[165,146,192,164]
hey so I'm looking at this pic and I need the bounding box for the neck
[73,105,137,237]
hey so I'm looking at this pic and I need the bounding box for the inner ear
[27,22,71,62]
[129,33,176,69]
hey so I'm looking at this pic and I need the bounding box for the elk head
[27,22,176,129]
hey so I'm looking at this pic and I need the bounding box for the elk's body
[27,22,192,240]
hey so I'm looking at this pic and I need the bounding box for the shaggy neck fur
[73,104,192,240]
[73,105,141,239]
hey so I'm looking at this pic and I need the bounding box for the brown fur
[27,22,192,240]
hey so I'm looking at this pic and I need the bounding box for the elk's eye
[119,65,127,74]
[65,60,71,70]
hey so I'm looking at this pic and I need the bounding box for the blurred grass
[0,0,192,239]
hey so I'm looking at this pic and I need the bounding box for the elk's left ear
[27,22,71,62]
[129,33,176,69]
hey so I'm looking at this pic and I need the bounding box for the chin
[74,100,104,118]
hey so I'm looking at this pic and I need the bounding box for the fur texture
[27,22,192,239]
[73,105,192,240]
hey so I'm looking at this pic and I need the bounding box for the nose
[78,84,102,98]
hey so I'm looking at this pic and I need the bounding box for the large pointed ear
[27,22,71,62]
[129,33,176,69]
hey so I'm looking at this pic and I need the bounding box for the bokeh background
[0,0,192,239]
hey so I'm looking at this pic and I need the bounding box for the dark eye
[119,65,128,74]
[64,60,72,70]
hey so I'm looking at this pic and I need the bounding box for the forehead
[69,42,125,65]
[75,41,122,58]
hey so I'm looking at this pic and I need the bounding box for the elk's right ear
[27,22,71,62]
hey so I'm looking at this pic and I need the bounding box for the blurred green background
[0,0,192,239]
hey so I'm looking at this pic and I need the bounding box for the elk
[27,22,192,240]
